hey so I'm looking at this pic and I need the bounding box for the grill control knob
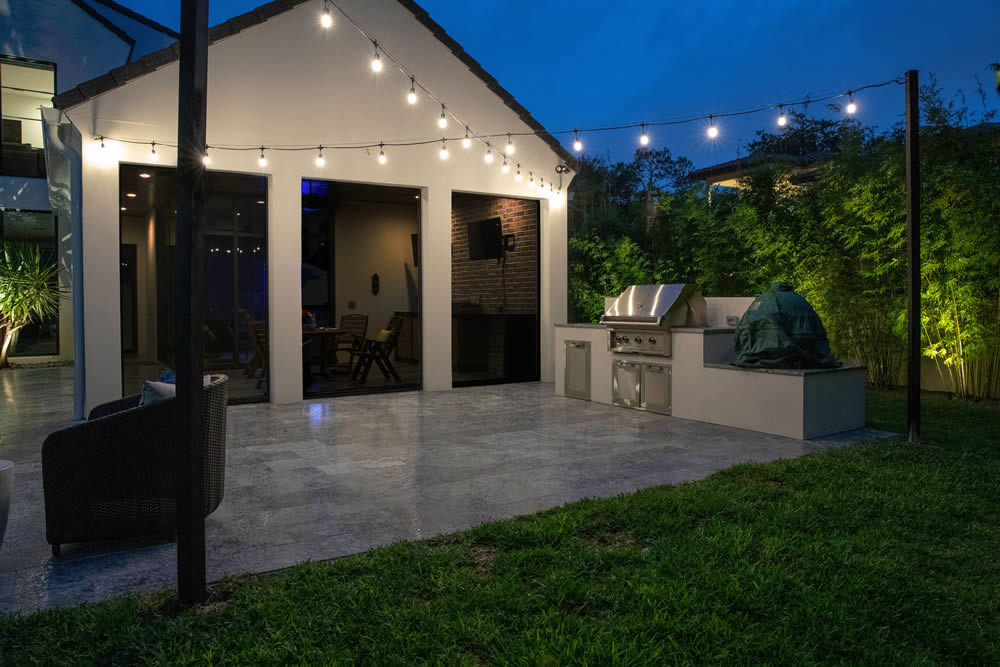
[634,336,642,343]
[648,336,656,344]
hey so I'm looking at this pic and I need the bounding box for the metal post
[175,0,209,604]
[905,69,921,442]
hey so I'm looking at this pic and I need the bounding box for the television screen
[467,217,502,260]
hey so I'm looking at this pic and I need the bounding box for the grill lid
[601,284,706,328]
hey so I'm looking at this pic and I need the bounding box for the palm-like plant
[0,243,61,367]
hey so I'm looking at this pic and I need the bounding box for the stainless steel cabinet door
[612,360,641,408]
[641,363,672,415]
[564,340,591,400]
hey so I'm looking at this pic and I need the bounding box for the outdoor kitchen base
[555,303,866,440]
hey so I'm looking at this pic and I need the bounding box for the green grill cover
[733,282,839,369]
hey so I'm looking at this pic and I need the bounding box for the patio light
[202,148,211,165]
[639,123,649,146]
[777,105,788,127]
[377,143,386,164]
[320,0,332,28]
[463,127,471,148]
[706,115,719,139]
[505,133,515,154]
[572,130,582,152]
[846,92,857,114]
[439,139,449,160]
[528,172,535,188]
[484,146,494,164]
[371,41,382,72]
[501,157,509,174]
[407,76,417,105]
[149,142,158,162]
[315,146,325,167]
[258,147,268,168]
[515,166,522,181]
[438,105,448,129]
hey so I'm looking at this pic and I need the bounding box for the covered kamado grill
[601,284,707,356]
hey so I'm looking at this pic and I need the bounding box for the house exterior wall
[66,0,570,411]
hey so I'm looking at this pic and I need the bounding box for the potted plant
[0,242,62,367]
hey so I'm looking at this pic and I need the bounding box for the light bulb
[378,144,386,164]
[258,148,267,168]
[501,158,509,174]
[777,112,787,127]
[371,42,382,72]
[706,117,719,139]
[484,147,494,164]
[505,134,515,154]
[515,166,522,181]
[639,124,649,146]
[572,132,583,152]
[846,99,857,114]
[438,105,447,129]
[463,127,471,148]
[315,148,325,167]
[202,149,211,165]
[100,136,105,149]
[320,7,332,28]
[407,77,417,105]
[440,140,449,160]
[149,143,158,162]
[528,173,535,188]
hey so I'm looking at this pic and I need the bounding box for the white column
[80,155,123,411]
[539,199,567,383]
[420,184,452,391]
[267,167,303,403]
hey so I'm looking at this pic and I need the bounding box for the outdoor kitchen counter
[555,325,866,440]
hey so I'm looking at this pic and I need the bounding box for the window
[0,209,60,356]
[1,56,55,178]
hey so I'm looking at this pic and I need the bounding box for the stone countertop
[703,362,866,376]
[672,327,736,334]
[554,323,605,329]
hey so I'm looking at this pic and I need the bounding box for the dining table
[302,327,344,376]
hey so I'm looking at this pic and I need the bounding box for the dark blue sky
[121,0,999,168]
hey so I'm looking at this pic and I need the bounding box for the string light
[149,142,158,162]
[438,105,448,129]
[99,136,105,148]
[202,147,211,165]
[484,145,494,164]
[320,0,332,28]
[501,157,509,174]
[258,146,267,167]
[639,123,649,146]
[439,139,449,160]
[407,76,417,105]
[846,92,857,114]
[706,115,719,139]
[315,146,325,167]
[515,165,522,181]
[572,130,582,152]
[463,126,471,148]
[529,172,535,188]
[505,133,515,155]
[370,41,382,72]
[777,105,787,127]
[377,142,386,164]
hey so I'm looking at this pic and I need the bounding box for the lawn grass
[2,390,999,664]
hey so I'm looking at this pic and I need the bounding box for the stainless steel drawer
[564,340,591,400]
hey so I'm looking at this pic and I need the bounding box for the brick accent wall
[451,194,538,315]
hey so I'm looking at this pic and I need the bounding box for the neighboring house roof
[689,152,830,187]
[53,0,576,168]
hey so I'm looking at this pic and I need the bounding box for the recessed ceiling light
[138,173,151,179]
[126,193,137,198]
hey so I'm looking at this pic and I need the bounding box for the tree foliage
[0,243,61,367]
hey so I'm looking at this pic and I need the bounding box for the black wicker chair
[42,375,229,556]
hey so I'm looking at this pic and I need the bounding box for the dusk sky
[120,0,999,168]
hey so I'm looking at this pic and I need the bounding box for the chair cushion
[375,329,393,343]
[158,369,177,384]
[140,380,176,406]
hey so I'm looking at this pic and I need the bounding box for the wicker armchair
[42,375,229,556]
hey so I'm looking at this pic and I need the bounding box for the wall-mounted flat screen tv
[467,217,502,260]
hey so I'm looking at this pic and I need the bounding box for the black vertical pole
[175,0,209,604]
[905,69,921,442]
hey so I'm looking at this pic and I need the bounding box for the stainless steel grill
[601,284,707,356]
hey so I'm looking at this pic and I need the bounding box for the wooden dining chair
[335,313,368,369]
[351,316,404,384]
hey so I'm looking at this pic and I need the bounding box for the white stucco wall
[64,0,571,410]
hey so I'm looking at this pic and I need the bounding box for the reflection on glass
[1,57,54,178]
[1,210,59,356]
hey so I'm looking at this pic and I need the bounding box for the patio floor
[0,365,886,613]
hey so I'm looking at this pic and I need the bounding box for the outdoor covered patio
[0,365,884,613]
